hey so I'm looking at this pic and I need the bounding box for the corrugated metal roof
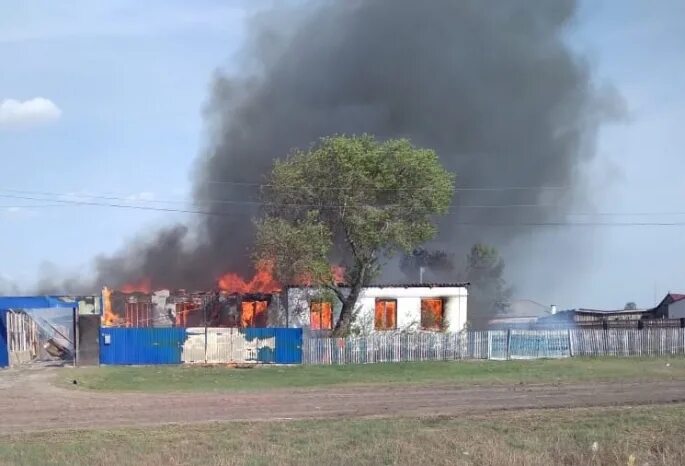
[0,296,76,310]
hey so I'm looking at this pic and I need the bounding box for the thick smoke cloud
[84,0,617,292]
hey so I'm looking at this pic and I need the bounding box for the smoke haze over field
[64,0,619,293]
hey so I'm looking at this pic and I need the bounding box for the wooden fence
[302,328,685,365]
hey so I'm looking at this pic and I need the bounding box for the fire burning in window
[310,301,333,330]
[240,300,269,327]
[421,298,444,330]
[374,299,397,330]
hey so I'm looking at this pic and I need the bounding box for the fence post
[203,302,208,364]
[568,328,574,357]
[506,329,511,360]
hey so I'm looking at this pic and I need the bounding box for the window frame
[420,297,445,331]
[374,298,398,331]
[310,300,333,330]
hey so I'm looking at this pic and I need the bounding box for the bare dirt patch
[1,367,684,434]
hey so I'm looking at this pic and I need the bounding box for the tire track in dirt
[1,369,684,433]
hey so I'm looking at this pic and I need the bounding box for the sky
[0,0,684,309]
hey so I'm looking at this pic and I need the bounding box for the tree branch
[324,283,346,303]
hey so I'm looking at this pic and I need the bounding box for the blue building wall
[100,327,185,365]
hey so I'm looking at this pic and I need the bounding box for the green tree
[464,243,510,329]
[255,134,454,336]
[624,301,637,310]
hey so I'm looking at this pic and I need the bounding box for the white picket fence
[302,328,685,365]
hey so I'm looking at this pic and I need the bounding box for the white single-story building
[286,283,468,334]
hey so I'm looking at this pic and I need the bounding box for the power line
[6,187,672,213]
[1,188,567,210]
[3,193,685,227]
[204,179,571,192]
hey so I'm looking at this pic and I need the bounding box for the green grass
[2,405,685,465]
[60,357,685,393]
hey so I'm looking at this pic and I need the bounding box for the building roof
[667,293,685,303]
[0,296,76,310]
[366,282,470,288]
[649,293,685,313]
[575,308,650,315]
[287,282,469,289]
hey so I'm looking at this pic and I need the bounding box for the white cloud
[0,97,62,128]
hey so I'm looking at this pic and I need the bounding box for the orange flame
[218,260,281,294]
[240,300,269,327]
[101,287,119,327]
[120,278,152,294]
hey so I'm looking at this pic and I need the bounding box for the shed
[0,296,77,368]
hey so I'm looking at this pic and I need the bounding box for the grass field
[60,357,685,392]
[1,404,684,465]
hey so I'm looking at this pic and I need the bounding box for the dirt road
[1,368,684,433]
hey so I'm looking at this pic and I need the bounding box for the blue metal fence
[0,310,8,368]
[100,327,303,365]
[100,327,186,365]
[243,328,303,364]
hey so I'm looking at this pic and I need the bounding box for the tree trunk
[332,272,366,337]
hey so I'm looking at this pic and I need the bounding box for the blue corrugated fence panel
[274,328,303,364]
[242,328,275,363]
[0,310,8,368]
[242,328,303,364]
[100,327,186,365]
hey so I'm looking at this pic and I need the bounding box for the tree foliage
[624,301,638,310]
[464,243,511,329]
[254,134,454,335]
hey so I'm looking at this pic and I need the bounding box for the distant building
[537,307,659,328]
[650,293,685,319]
[286,283,469,334]
[487,299,552,329]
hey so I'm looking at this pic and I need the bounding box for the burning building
[101,288,283,329]
[100,262,284,328]
[287,283,469,335]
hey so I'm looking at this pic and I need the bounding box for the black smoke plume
[53,0,620,293]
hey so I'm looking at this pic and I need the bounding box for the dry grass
[1,404,685,465]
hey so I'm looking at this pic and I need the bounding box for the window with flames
[310,301,333,330]
[374,299,397,330]
[421,298,445,330]
[240,300,268,328]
